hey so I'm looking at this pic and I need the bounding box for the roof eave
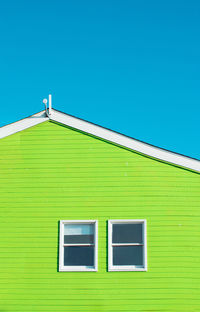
[0,108,199,173]
[0,110,48,139]
[49,109,200,173]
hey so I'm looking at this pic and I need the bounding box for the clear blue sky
[0,0,200,159]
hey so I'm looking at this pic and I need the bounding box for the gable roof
[0,106,200,173]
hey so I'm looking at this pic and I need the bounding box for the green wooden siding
[0,120,200,312]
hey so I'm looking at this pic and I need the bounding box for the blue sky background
[0,0,200,159]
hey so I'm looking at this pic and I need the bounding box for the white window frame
[59,220,98,272]
[108,219,147,271]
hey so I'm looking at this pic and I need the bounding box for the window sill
[108,266,147,272]
[59,266,98,272]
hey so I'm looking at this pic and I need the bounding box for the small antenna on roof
[42,94,52,117]
[48,94,52,115]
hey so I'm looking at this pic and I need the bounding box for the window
[108,220,147,271]
[59,220,98,272]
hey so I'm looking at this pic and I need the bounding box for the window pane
[113,246,143,266]
[64,224,94,244]
[64,224,94,235]
[64,246,94,266]
[112,223,143,243]
[64,235,94,244]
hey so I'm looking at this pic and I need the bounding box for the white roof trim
[50,109,200,173]
[0,111,48,139]
[0,108,199,173]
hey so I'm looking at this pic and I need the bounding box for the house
[0,95,200,312]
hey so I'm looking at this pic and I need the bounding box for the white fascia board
[0,111,48,139]
[0,108,199,172]
[50,109,200,173]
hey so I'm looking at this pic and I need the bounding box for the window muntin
[59,220,98,271]
[108,220,147,271]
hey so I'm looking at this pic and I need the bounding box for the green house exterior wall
[0,121,200,312]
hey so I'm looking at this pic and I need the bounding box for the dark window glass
[64,246,94,266]
[64,224,94,244]
[64,235,94,244]
[112,223,143,244]
[113,246,143,266]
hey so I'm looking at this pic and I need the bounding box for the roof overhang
[0,110,48,139]
[0,108,200,173]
